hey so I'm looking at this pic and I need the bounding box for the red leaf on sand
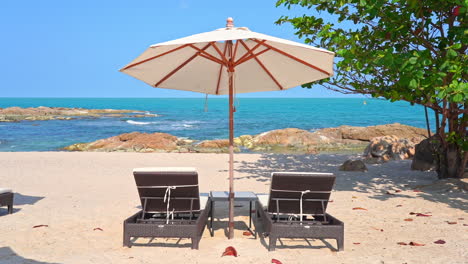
[434,239,446,244]
[397,242,408,245]
[404,218,413,221]
[272,259,283,264]
[413,190,422,193]
[353,242,361,245]
[446,221,457,225]
[353,207,367,211]
[395,190,402,193]
[416,213,432,217]
[409,242,425,246]
[93,227,103,231]
[463,224,468,226]
[33,225,48,228]
[221,246,238,257]
[409,212,416,215]
[242,231,251,236]
[329,200,334,203]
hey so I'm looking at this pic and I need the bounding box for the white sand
[0,152,466,264]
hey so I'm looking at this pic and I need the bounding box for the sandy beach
[0,152,466,264]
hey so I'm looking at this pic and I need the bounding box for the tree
[276,0,467,178]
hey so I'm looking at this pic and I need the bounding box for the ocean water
[0,98,434,151]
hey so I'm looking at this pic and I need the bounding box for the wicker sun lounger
[256,172,344,251]
[123,167,210,249]
[0,188,13,215]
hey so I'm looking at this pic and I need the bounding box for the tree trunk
[436,141,465,179]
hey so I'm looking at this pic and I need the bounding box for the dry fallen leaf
[446,221,457,225]
[93,227,103,231]
[33,225,48,228]
[413,190,422,193]
[352,196,358,199]
[371,227,384,232]
[221,246,238,257]
[271,259,283,264]
[242,231,251,236]
[397,242,408,245]
[396,205,403,207]
[395,190,402,193]
[353,207,368,211]
[434,239,446,244]
[416,213,432,217]
[353,242,361,245]
[404,218,413,222]
[463,224,468,226]
[409,242,425,246]
[458,218,464,220]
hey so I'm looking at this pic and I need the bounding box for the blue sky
[0,1,362,98]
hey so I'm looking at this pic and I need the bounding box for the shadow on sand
[234,153,467,211]
[0,247,61,264]
[0,193,44,216]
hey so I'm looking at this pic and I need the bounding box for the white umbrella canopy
[121,19,334,95]
[120,18,334,239]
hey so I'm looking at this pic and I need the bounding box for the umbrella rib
[215,43,228,95]
[234,47,270,67]
[234,40,266,65]
[210,42,229,65]
[238,40,283,90]
[120,44,190,71]
[188,44,225,65]
[251,39,332,76]
[154,43,212,87]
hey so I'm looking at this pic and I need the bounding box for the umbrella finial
[226,17,234,29]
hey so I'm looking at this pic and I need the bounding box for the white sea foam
[126,120,151,125]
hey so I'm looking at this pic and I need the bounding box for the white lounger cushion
[0,188,12,194]
[133,167,197,173]
[256,194,269,210]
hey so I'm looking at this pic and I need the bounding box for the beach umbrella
[120,18,334,239]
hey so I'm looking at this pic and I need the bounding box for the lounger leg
[8,204,13,214]
[337,236,344,251]
[123,231,131,248]
[191,237,200,250]
[268,236,277,251]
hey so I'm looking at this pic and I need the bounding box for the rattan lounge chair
[0,188,13,214]
[123,167,210,249]
[256,172,344,251]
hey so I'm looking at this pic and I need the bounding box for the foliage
[276,0,467,178]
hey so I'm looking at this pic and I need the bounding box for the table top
[210,191,258,201]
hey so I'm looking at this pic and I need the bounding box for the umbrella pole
[227,41,235,240]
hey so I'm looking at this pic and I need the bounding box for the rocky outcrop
[317,123,429,142]
[363,136,419,162]
[0,106,148,122]
[63,123,430,154]
[339,160,368,172]
[411,136,440,171]
[63,132,187,152]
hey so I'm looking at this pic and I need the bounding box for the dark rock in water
[0,106,146,122]
[411,135,440,171]
[339,160,368,172]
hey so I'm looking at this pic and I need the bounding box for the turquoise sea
[0,98,434,151]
